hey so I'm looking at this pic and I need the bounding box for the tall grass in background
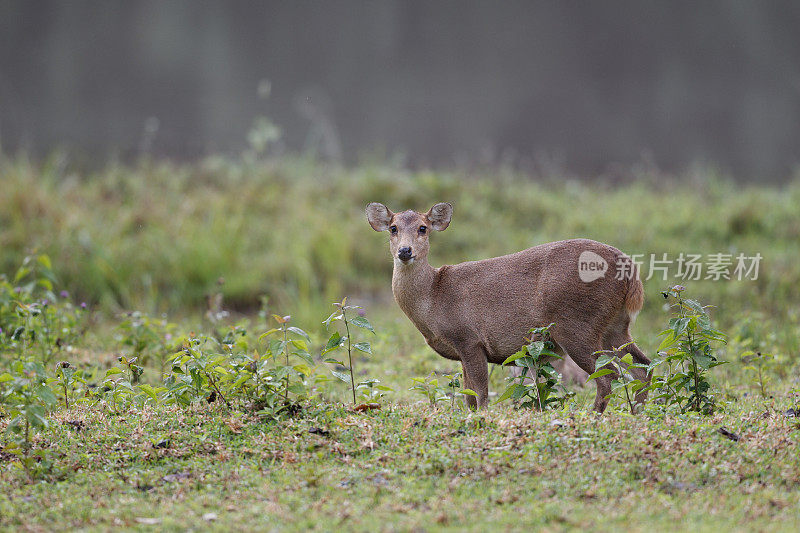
[1,153,799,348]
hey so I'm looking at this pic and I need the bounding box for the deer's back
[431,239,634,362]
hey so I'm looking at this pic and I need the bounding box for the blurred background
[1,0,799,361]
[3,0,800,180]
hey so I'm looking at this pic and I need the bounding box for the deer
[365,202,651,412]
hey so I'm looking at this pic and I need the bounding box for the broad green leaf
[594,353,615,370]
[293,363,313,377]
[629,379,645,393]
[287,327,311,342]
[494,383,520,403]
[526,341,545,358]
[354,342,372,354]
[137,384,160,402]
[14,266,30,283]
[682,298,706,315]
[258,328,281,341]
[331,369,352,383]
[502,350,528,366]
[692,352,714,369]
[672,317,691,338]
[349,315,374,333]
[587,368,615,381]
[323,332,344,354]
[35,385,57,406]
[460,388,477,397]
[291,339,308,352]
[294,350,314,365]
[657,331,678,352]
[37,254,52,269]
[541,348,562,359]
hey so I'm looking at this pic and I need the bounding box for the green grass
[2,399,799,531]
[2,154,799,337]
[2,155,800,530]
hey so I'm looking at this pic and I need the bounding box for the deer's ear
[426,202,452,231]
[365,203,394,232]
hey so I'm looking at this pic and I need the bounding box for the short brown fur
[366,202,651,412]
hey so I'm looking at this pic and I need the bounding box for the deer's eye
[419,225,427,234]
[389,225,398,235]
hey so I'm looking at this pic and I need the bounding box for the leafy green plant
[250,315,317,418]
[741,350,774,398]
[323,298,375,405]
[50,361,85,409]
[117,311,177,377]
[732,313,778,397]
[157,317,318,420]
[588,344,648,414]
[409,374,450,407]
[648,285,727,414]
[167,336,234,408]
[0,254,88,365]
[0,360,57,480]
[355,378,393,402]
[260,315,313,403]
[498,324,574,410]
[440,370,476,409]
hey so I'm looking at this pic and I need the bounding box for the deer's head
[366,202,452,266]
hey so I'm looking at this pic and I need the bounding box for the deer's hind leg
[550,324,608,412]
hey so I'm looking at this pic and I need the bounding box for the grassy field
[2,400,800,531]
[1,155,800,531]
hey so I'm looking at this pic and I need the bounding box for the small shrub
[588,344,648,414]
[116,311,177,377]
[355,378,393,402]
[497,324,574,410]
[322,298,376,405]
[741,350,775,398]
[409,374,450,407]
[0,361,58,480]
[0,254,88,365]
[49,361,85,409]
[648,285,727,414]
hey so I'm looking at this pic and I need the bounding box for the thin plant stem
[343,307,356,404]
[282,324,290,404]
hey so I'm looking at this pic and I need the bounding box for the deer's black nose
[398,247,413,261]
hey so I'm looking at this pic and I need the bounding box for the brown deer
[365,202,650,412]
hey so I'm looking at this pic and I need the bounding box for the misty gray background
[1,0,799,180]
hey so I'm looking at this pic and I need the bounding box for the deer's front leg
[461,353,489,409]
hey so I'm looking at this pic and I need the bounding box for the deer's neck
[391,259,436,327]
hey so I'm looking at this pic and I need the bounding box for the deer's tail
[624,261,645,323]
